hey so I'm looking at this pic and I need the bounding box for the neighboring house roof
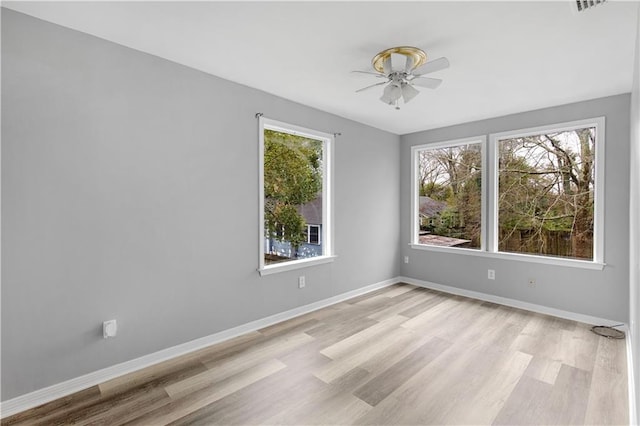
[298,196,322,225]
[419,235,471,247]
[419,196,447,217]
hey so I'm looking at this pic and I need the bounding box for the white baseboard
[399,276,622,327]
[0,277,398,418]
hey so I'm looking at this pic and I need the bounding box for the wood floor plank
[166,333,313,399]
[495,363,592,425]
[126,359,286,425]
[304,316,379,347]
[444,350,532,425]
[353,336,451,406]
[353,335,501,425]
[366,288,434,321]
[356,328,429,375]
[556,325,600,371]
[493,375,555,425]
[41,383,171,426]
[166,369,328,425]
[261,385,372,425]
[0,387,102,426]
[584,335,629,425]
[257,316,320,337]
[99,331,263,397]
[319,315,407,360]
[314,322,415,384]
[545,364,593,425]
[328,367,371,393]
[397,291,448,318]
[73,387,171,426]
[523,355,563,385]
[399,295,461,332]
[374,283,416,299]
[344,287,395,305]
[275,340,332,371]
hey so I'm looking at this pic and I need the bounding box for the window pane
[263,129,324,265]
[416,143,482,249]
[308,225,320,245]
[498,127,595,260]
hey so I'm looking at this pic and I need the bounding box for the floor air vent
[576,0,607,12]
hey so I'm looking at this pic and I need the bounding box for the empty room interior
[2,1,640,425]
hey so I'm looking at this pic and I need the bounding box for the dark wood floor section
[2,283,628,425]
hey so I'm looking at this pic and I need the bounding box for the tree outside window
[416,142,483,249]
[262,128,324,265]
[498,127,596,260]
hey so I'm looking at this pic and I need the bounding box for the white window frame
[410,117,605,270]
[306,225,321,245]
[410,136,487,253]
[258,117,335,276]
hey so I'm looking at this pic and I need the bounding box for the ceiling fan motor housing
[372,46,427,74]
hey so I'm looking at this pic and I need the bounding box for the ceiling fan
[353,46,449,110]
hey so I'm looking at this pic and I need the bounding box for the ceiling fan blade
[412,57,450,76]
[410,77,442,89]
[351,70,386,78]
[380,83,402,104]
[405,55,416,73]
[391,53,406,72]
[401,83,420,103]
[382,56,392,75]
[355,81,388,93]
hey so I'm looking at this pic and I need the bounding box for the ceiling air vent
[576,0,606,12]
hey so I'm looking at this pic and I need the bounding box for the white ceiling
[4,1,638,135]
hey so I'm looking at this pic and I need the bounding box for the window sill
[258,255,337,276]
[409,243,605,270]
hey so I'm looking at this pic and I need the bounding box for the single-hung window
[258,117,334,275]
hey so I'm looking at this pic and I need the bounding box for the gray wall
[629,4,640,419]
[400,94,631,323]
[1,9,400,400]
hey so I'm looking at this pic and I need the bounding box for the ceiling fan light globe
[380,83,402,104]
[401,83,420,103]
[380,92,394,105]
[389,84,402,101]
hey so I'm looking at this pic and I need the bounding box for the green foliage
[266,204,306,250]
[433,208,462,238]
[264,129,322,257]
[420,181,449,200]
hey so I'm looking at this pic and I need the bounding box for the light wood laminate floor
[2,283,628,425]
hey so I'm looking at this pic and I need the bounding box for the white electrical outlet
[488,269,495,280]
[298,276,306,289]
[404,256,409,264]
[103,319,117,338]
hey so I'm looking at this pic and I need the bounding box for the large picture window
[496,124,599,260]
[259,118,333,275]
[411,117,604,268]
